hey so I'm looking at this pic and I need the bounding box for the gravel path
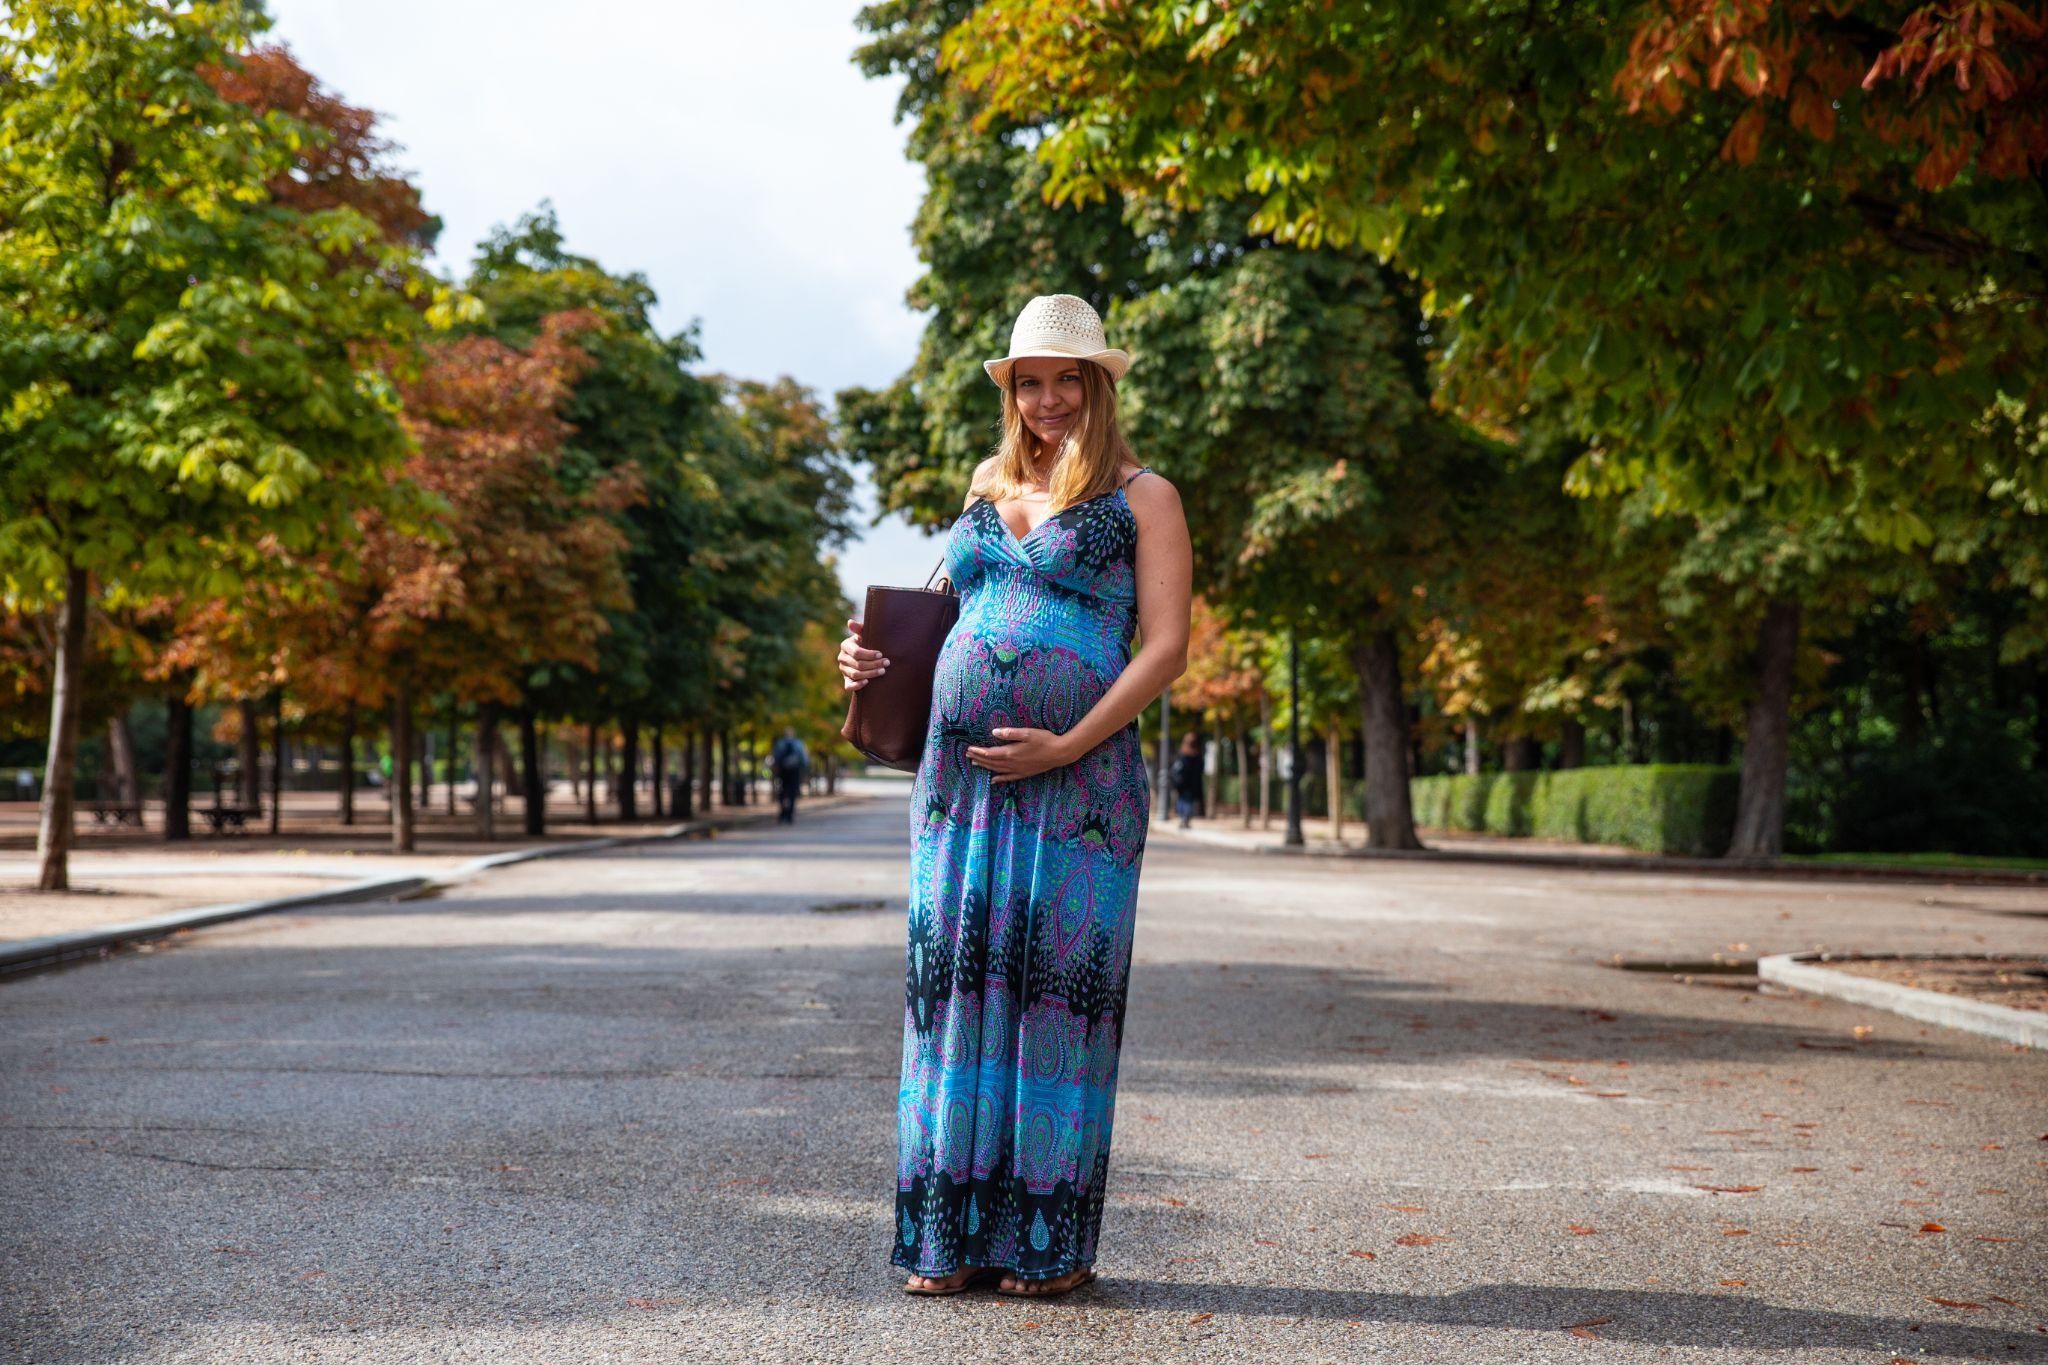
[2,794,2042,1362]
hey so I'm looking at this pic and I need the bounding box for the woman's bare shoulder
[964,454,1001,511]
[1122,464,1182,514]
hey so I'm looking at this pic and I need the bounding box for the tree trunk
[416,719,431,814]
[568,732,582,803]
[519,707,545,836]
[391,680,416,854]
[472,700,498,840]
[1621,696,1639,764]
[1257,689,1273,830]
[1326,728,1345,841]
[34,565,90,890]
[651,727,665,819]
[1200,736,1216,821]
[684,732,700,818]
[585,721,600,824]
[444,703,459,816]
[1352,628,1422,851]
[717,730,731,807]
[700,729,715,812]
[340,702,357,825]
[1234,716,1252,828]
[619,717,640,821]
[269,691,285,835]
[164,691,192,842]
[107,711,139,808]
[1557,716,1586,770]
[1463,716,1482,775]
[237,699,262,811]
[1727,599,1800,858]
[1503,734,1540,772]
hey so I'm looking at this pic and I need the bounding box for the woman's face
[1011,356,1086,453]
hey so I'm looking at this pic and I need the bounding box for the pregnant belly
[931,624,1112,747]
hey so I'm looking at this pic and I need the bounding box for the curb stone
[1756,951,2047,1051]
[0,797,862,979]
[1151,820,2048,887]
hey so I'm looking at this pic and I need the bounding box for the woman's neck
[1024,443,1059,490]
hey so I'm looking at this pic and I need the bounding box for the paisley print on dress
[893,473,1153,1284]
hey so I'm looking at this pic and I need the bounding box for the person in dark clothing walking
[1170,731,1203,830]
[771,727,810,824]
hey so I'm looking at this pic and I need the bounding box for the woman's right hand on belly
[838,617,890,691]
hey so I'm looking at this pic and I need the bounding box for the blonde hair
[970,359,1136,512]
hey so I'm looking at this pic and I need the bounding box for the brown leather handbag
[839,557,959,773]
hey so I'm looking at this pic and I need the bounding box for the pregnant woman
[838,294,1192,1298]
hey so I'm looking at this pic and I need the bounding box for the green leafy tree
[0,2,457,886]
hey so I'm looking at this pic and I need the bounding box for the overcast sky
[264,0,946,607]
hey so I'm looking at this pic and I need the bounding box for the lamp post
[1284,628,1304,847]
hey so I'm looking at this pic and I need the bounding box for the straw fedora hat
[983,294,1131,387]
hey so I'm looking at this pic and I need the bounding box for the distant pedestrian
[771,727,810,824]
[1170,732,1203,829]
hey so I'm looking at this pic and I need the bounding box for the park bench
[202,804,257,835]
[91,800,145,827]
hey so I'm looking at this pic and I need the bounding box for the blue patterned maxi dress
[893,470,1153,1283]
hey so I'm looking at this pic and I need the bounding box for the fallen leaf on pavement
[1568,1224,1598,1235]
[1394,1233,1451,1246]
[1382,1204,1427,1212]
[1924,1296,1983,1310]
[1347,1250,1377,1259]
[1695,1185,1763,1195]
[1189,1312,1213,1325]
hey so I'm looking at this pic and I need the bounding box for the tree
[0,3,455,886]
[852,1,1505,848]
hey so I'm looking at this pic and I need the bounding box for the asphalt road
[3,793,2044,1363]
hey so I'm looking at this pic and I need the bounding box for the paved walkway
[2,794,2042,1361]
[0,788,836,944]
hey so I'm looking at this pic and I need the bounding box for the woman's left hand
[966,727,1075,784]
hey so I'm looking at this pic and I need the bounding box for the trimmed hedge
[1408,764,1739,856]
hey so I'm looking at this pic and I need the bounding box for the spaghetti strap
[1121,465,1152,487]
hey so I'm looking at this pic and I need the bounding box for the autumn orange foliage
[1617,0,2048,185]
[205,44,436,245]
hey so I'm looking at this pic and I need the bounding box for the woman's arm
[968,471,1194,783]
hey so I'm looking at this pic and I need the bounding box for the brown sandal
[902,1265,996,1296]
[995,1267,1097,1298]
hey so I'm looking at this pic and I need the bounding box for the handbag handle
[924,494,980,593]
